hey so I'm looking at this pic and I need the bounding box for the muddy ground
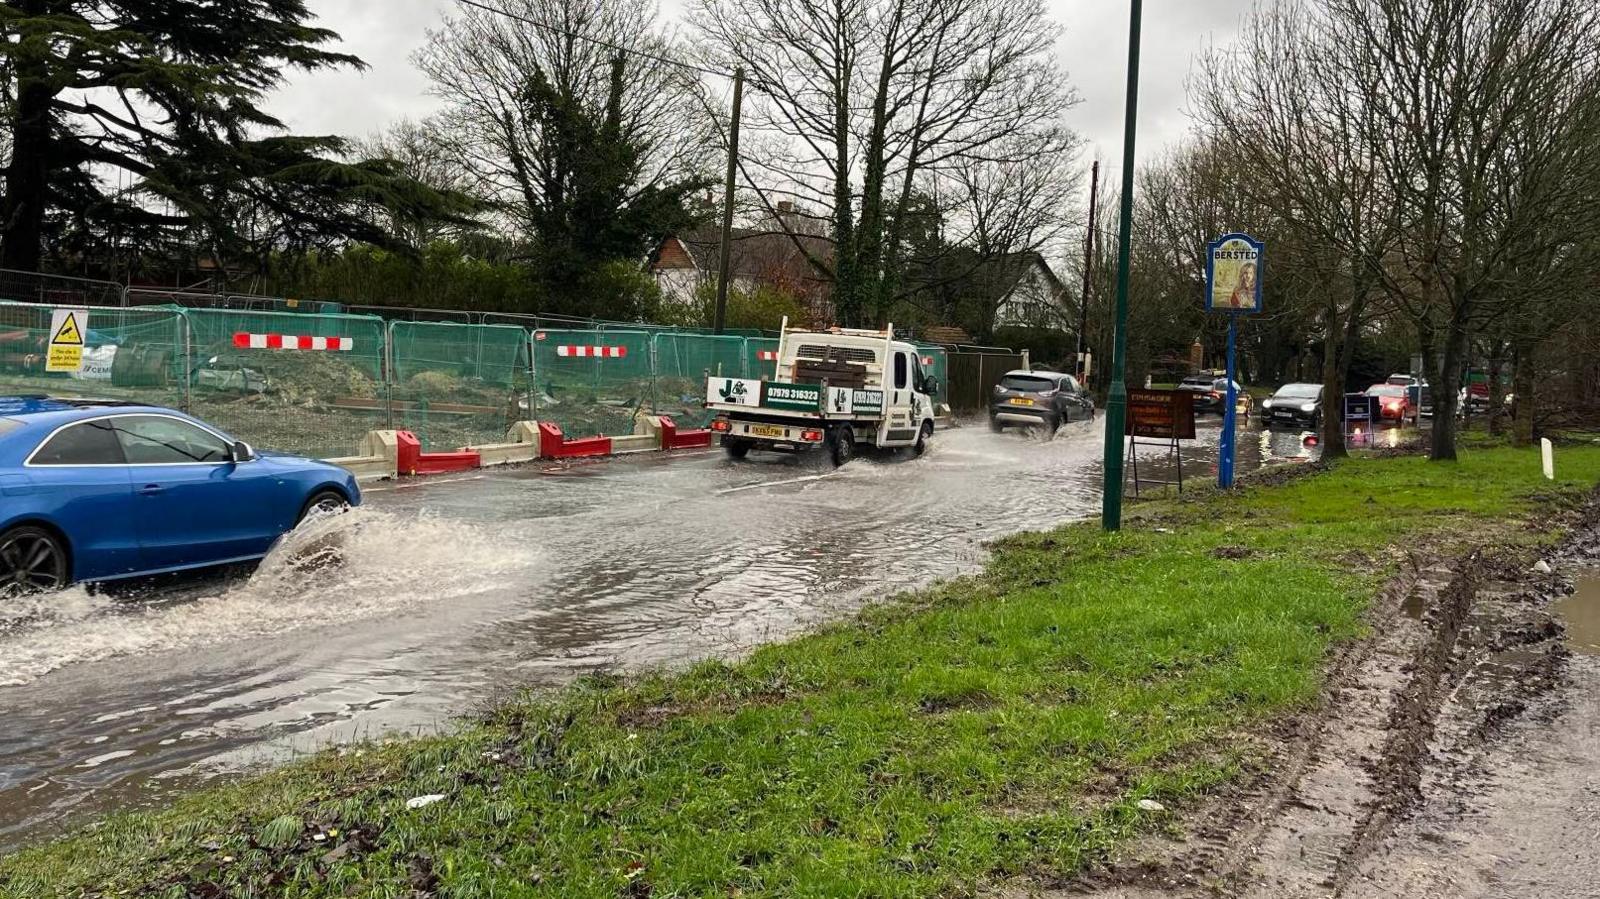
[1044,490,1600,899]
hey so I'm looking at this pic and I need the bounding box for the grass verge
[5,446,1599,897]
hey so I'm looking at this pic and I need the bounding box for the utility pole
[1102,0,1143,532]
[713,67,745,335]
[1076,159,1099,386]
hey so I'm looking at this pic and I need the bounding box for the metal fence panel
[916,344,950,407]
[650,333,746,427]
[226,294,344,315]
[389,321,531,450]
[0,269,124,308]
[530,328,653,438]
[945,350,1027,413]
[743,337,781,383]
[126,288,224,309]
[0,301,189,409]
[183,307,388,460]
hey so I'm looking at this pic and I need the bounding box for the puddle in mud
[1554,568,1600,655]
[1401,590,1426,620]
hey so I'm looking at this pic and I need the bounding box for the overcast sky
[272,0,1256,181]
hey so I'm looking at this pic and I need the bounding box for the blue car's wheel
[297,490,350,525]
[0,526,69,599]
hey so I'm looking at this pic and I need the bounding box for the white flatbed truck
[705,324,938,465]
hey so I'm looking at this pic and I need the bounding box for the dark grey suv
[989,370,1095,434]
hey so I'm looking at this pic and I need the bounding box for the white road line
[715,472,833,495]
[363,474,485,494]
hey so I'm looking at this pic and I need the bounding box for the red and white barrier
[756,350,780,361]
[233,333,353,351]
[555,345,627,358]
[329,417,720,481]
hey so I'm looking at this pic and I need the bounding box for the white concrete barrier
[467,421,542,468]
[327,429,399,481]
[611,433,659,454]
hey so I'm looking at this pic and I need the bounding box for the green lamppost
[1101,0,1144,531]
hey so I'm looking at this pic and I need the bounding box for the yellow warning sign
[46,308,88,373]
[52,313,83,346]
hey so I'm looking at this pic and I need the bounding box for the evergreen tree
[0,1,475,272]
[517,56,710,317]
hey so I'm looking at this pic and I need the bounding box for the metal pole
[1101,0,1144,532]
[1077,159,1099,385]
[713,67,745,335]
[384,320,396,430]
[1220,315,1238,488]
[181,311,192,413]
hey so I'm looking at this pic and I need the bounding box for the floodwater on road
[0,415,1331,850]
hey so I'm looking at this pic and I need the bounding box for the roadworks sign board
[1125,388,1196,439]
[46,308,88,373]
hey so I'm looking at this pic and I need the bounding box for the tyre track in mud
[1063,493,1598,899]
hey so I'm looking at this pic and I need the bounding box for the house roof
[974,251,1067,300]
[902,247,1069,307]
[655,227,834,282]
[652,228,1066,315]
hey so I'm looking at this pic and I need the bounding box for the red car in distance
[1365,383,1415,422]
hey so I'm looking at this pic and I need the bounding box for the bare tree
[415,0,714,240]
[351,118,478,249]
[694,0,1078,326]
[895,134,1080,334]
[1343,0,1600,459]
[1195,0,1400,459]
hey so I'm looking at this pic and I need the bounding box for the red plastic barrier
[414,449,481,475]
[658,416,712,450]
[395,430,481,476]
[396,430,422,474]
[537,422,612,459]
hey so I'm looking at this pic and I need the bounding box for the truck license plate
[750,424,786,438]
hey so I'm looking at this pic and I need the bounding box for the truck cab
[706,325,937,465]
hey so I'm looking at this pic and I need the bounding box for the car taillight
[801,429,823,442]
[711,419,730,432]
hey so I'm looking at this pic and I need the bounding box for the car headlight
[1301,403,1316,412]
[1262,399,1274,409]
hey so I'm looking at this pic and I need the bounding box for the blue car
[0,397,360,595]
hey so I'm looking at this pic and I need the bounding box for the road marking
[715,473,833,495]
[364,474,485,494]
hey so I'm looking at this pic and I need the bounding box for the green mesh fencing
[183,307,388,460]
[650,333,746,427]
[916,344,950,407]
[531,328,653,438]
[744,338,781,382]
[0,301,189,409]
[389,321,531,450]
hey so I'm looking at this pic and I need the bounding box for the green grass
[4,445,1598,898]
